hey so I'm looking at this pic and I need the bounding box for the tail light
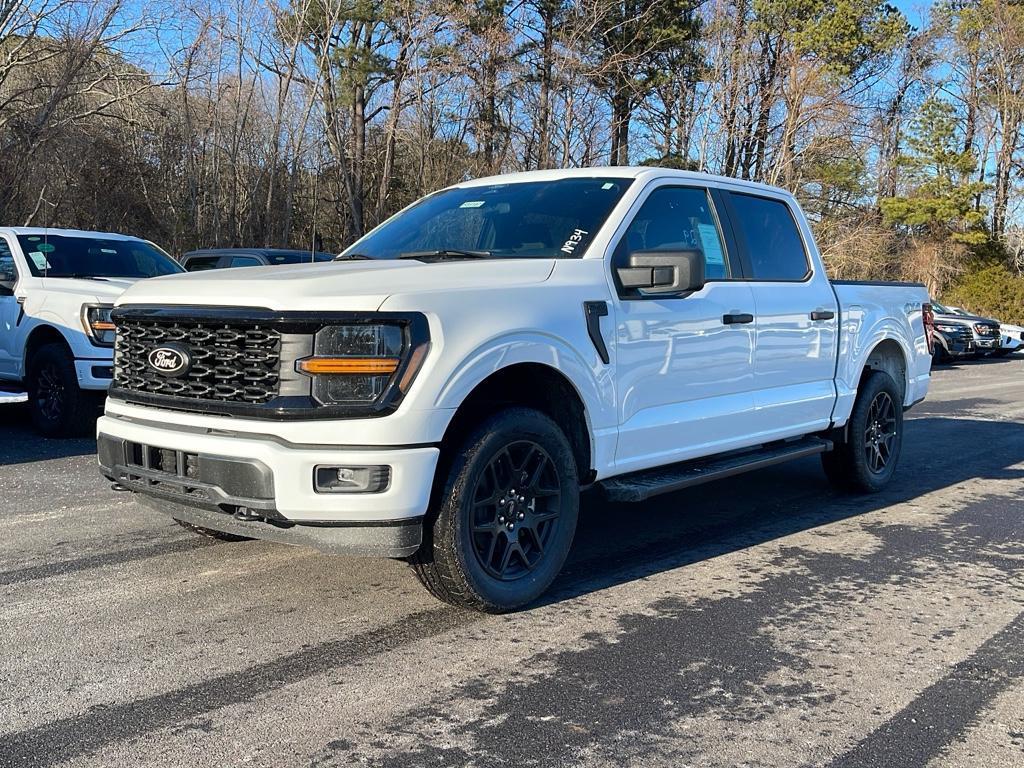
[922,303,935,354]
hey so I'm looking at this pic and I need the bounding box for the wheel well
[440,364,593,482]
[24,325,70,371]
[862,339,906,402]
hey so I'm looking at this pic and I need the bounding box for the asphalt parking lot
[1,357,1022,768]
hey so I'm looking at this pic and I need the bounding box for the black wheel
[931,343,949,366]
[27,343,100,437]
[822,370,903,493]
[174,519,251,542]
[412,407,579,612]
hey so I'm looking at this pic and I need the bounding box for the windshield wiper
[334,253,374,261]
[399,249,491,262]
[51,274,111,281]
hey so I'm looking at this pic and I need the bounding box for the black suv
[181,248,335,271]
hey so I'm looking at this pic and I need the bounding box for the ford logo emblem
[148,345,191,377]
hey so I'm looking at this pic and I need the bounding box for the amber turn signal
[91,321,116,331]
[297,357,400,375]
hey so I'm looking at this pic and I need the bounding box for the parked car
[97,168,932,611]
[996,322,1024,355]
[931,301,1001,356]
[946,305,1022,356]
[181,248,335,271]
[931,319,974,364]
[0,227,183,435]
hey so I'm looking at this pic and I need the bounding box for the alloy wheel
[470,440,562,581]
[864,391,897,474]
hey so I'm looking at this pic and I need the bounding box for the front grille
[114,317,281,403]
[975,324,999,337]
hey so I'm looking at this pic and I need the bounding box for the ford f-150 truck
[0,228,183,435]
[97,168,933,611]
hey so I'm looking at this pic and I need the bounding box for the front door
[0,235,22,379]
[610,184,759,474]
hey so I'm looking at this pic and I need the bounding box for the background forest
[2,0,1023,320]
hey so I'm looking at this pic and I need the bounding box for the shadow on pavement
[0,404,97,465]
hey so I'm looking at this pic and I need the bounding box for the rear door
[721,190,838,438]
[610,182,759,473]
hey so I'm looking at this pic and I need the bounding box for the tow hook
[110,482,130,492]
[232,507,260,522]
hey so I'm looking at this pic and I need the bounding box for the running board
[600,437,832,503]
[0,389,27,405]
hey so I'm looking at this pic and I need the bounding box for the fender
[834,313,914,425]
[431,330,618,474]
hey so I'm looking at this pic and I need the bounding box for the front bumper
[75,359,114,390]
[96,413,439,557]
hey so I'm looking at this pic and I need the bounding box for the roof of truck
[456,166,792,197]
[0,227,146,240]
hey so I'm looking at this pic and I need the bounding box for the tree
[880,97,988,293]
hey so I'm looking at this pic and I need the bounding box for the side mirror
[617,250,705,295]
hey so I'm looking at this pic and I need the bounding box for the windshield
[342,177,633,260]
[17,234,184,279]
[931,301,954,314]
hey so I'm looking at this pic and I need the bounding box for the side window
[0,238,17,283]
[184,256,222,271]
[614,186,730,280]
[229,256,262,268]
[728,193,809,281]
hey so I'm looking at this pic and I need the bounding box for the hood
[115,258,556,312]
[935,311,998,326]
[40,276,138,304]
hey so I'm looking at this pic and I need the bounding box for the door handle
[810,310,835,321]
[722,313,754,325]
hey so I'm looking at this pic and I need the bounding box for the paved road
[1,358,1022,768]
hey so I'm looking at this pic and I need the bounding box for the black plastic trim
[109,306,430,420]
[583,301,610,364]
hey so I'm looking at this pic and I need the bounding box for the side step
[600,437,832,503]
[0,389,28,405]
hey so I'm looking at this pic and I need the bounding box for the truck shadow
[545,414,1024,607]
[0,404,98,465]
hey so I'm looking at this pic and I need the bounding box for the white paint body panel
[97,167,932,524]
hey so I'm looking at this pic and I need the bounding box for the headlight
[82,304,115,346]
[296,322,428,406]
[934,324,962,333]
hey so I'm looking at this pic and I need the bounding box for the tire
[174,518,251,542]
[412,407,579,612]
[822,370,904,493]
[27,342,101,437]
[931,343,948,366]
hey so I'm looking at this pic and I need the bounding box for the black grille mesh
[114,317,281,403]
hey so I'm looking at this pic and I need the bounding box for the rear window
[728,193,809,281]
[184,255,221,271]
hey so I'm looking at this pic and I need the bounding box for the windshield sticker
[37,242,55,253]
[602,182,615,190]
[560,228,589,255]
[697,224,725,268]
[28,252,50,270]
[460,200,485,208]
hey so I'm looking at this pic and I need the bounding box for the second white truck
[97,168,933,611]
[1,228,183,435]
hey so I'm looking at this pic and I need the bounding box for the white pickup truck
[1,228,183,435]
[97,168,933,611]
